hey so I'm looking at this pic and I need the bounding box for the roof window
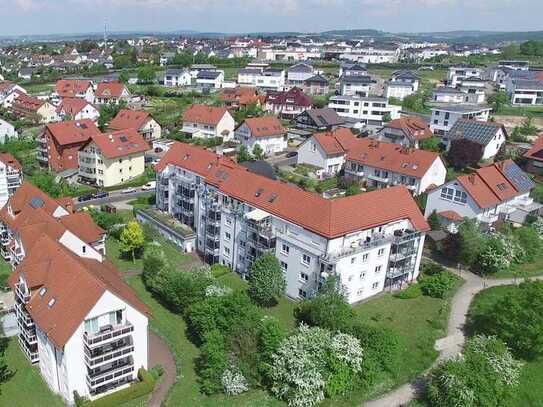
[48,298,56,308]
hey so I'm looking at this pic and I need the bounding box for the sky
[0,0,542,37]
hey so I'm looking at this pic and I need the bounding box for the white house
[238,67,285,91]
[182,104,235,140]
[155,142,429,304]
[445,119,507,160]
[235,116,287,155]
[458,78,486,104]
[430,104,491,136]
[0,152,22,207]
[507,79,543,106]
[0,81,27,109]
[384,70,420,101]
[56,98,100,122]
[287,63,314,87]
[196,70,224,89]
[328,95,401,126]
[447,66,484,87]
[338,74,373,97]
[0,118,16,143]
[432,87,468,104]
[163,68,192,87]
[425,160,540,231]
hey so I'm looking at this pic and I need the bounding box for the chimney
[468,174,475,184]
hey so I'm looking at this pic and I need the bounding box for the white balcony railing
[84,323,134,348]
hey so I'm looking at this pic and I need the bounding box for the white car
[121,187,137,194]
[141,181,156,191]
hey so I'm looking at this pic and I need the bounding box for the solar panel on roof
[504,162,534,192]
[30,197,45,209]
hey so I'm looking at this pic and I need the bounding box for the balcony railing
[18,336,39,363]
[84,323,134,348]
[86,360,134,388]
[85,343,134,368]
[321,233,391,262]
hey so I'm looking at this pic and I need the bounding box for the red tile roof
[45,119,100,146]
[108,109,151,132]
[310,128,357,156]
[183,104,229,126]
[438,210,463,221]
[346,139,442,178]
[242,116,286,138]
[220,87,259,106]
[55,79,93,98]
[95,81,127,99]
[0,152,21,171]
[383,116,433,141]
[157,142,429,238]
[265,87,312,107]
[89,128,150,159]
[524,134,543,163]
[12,92,44,112]
[56,97,94,118]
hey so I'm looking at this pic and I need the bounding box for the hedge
[83,368,156,407]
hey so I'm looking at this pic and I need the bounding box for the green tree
[488,91,509,113]
[382,112,392,123]
[137,65,156,84]
[501,43,520,59]
[248,253,286,306]
[345,183,361,196]
[118,70,130,84]
[236,145,252,163]
[98,100,127,131]
[419,136,443,152]
[457,219,487,267]
[252,143,264,160]
[197,330,228,394]
[119,220,145,263]
[427,210,441,230]
[258,317,285,382]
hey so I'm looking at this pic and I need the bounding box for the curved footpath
[148,331,177,407]
[364,268,543,407]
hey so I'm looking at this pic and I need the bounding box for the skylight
[255,188,264,197]
[48,298,56,308]
[39,287,47,297]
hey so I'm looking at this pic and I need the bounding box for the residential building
[384,70,420,101]
[54,79,95,103]
[1,183,149,404]
[163,68,191,87]
[339,63,368,77]
[328,95,401,126]
[303,74,330,96]
[295,108,346,131]
[264,87,313,120]
[286,63,314,87]
[341,45,400,64]
[108,109,161,143]
[155,142,429,304]
[338,74,373,96]
[196,70,224,89]
[446,66,483,87]
[430,104,491,135]
[507,79,543,106]
[219,87,261,109]
[0,153,22,207]
[458,78,486,104]
[344,139,446,195]
[524,135,543,175]
[235,116,287,155]
[12,93,59,123]
[237,67,285,91]
[0,81,27,108]
[0,118,16,143]
[95,81,131,105]
[498,60,529,71]
[432,87,468,104]
[79,129,149,187]
[425,160,541,230]
[374,116,433,148]
[181,104,235,140]
[37,119,101,172]
[56,98,100,122]
[445,119,507,160]
[189,64,218,78]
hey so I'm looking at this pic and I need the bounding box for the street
[73,188,155,210]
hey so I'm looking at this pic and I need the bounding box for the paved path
[364,268,543,407]
[148,331,177,407]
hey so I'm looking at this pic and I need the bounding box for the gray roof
[288,63,313,73]
[447,119,504,146]
[197,70,221,80]
[392,70,419,80]
[433,86,463,95]
[300,108,345,127]
[432,104,491,113]
[339,74,373,85]
[241,160,277,180]
[513,79,543,91]
[304,74,329,85]
[165,68,188,75]
[239,68,261,74]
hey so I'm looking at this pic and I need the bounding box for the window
[362,253,369,262]
[375,265,382,273]
[82,245,86,254]
[281,244,290,255]
[350,162,357,171]
[300,272,309,282]
[240,240,246,248]
[280,261,288,272]
[223,247,231,257]
[298,289,307,298]
[454,190,467,204]
[359,271,366,279]
[302,254,311,266]
[377,248,385,256]
[357,288,363,296]
[224,232,231,242]
[351,256,356,264]
[372,282,379,289]
[440,187,454,200]
[433,120,438,125]
[225,217,232,226]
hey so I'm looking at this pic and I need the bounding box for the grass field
[468,286,543,407]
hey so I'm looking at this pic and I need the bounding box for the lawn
[0,339,65,407]
[468,286,543,407]
[490,254,543,279]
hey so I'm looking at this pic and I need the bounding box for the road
[73,188,155,210]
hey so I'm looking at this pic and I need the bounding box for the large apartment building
[328,95,401,126]
[0,153,23,208]
[1,183,149,404]
[155,142,429,304]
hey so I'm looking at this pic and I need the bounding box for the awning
[245,208,270,221]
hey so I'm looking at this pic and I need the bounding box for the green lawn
[490,254,543,279]
[24,82,55,95]
[0,339,65,407]
[468,286,543,407]
[496,105,543,117]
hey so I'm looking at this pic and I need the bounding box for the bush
[248,253,286,306]
[394,283,422,299]
[419,272,457,299]
[211,264,231,278]
[149,364,164,380]
[197,330,228,395]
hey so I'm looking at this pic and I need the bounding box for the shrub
[197,330,228,394]
[394,283,422,299]
[419,272,457,299]
[222,367,249,395]
[248,253,286,306]
[211,264,231,278]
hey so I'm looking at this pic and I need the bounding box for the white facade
[432,88,468,104]
[447,67,483,87]
[235,122,287,155]
[164,70,191,87]
[0,160,22,208]
[507,79,543,106]
[339,77,371,97]
[182,111,235,141]
[238,69,285,91]
[329,96,401,125]
[287,63,314,87]
[384,82,415,101]
[430,106,491,135]
[297,139,345,177]
[458,79,486,104]
[196,71,224,89]
[340,46,400,64]
[0,118,16,143]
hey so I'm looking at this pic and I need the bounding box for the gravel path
[148,331,177,407]
[364,268,543,407]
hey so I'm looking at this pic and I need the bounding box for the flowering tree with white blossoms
[222,367,249,395]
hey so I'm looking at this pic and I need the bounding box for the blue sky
[0,0,541,36]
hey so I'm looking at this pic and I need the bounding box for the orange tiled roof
[383,116,433,141]
[95,81,127,99]
[242,116,286,138]
[89,128,150,159]
[55,79,92,98]
[183,104,228,126]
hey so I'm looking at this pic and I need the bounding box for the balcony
[367,173,389,183]
[321,233,391,262]
[18,336,39,364]
[86,358,134,389]
[15,283,30,303]
[84,323,134,348]
[84,339,134,368]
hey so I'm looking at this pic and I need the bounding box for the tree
[258,317,285,381]
[447,138,483,169]
[427,335,522,407]
[248,253,286,306]
[501,43,520,59]
[98,100,127,131]
[236,145,252,163]
[137,65,156,84]
[419,136,442,152]
[197,330,229,394]
[345,182,361,196]
[427,210,441,230]
[456,219,487,267]
[252,143,264,160]
[118,70,130,84]
[488,91,509,113]
[119,221,145,263]
[382,112,392,123]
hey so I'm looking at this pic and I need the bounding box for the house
[18,67,34,80]
[155,142,429,304]
[189,64,218,78]
[235,116,287,155]
[297,128,358,177]
[425,160,541,230]
[295,108,346,131]
[447,66,483,87]
[445,119,507,160]
[37,119,101,172]
[56,97,100,122]
[264,87,313,120]
[339,63,368,77]
[108,109,161,142]
[286,63,314,87]
[219,87,260,109]
[79,129,149,187]
[54,79,95,102]
[344,139,446,195]
[163,68,192,87]
[374,116,433,148]
[0,81,27,108]
[0,118,16,143]
[384,70,420,101]
[524,135,543,174]
[1,184,149,404]
[328,95,401,127]
[303,74,330,96]
[507,79,543,106]
[338,74,373,96]
[182,104,235,140]
[95,81,131,105]
[0,153,22,207]
[12,93,59,123]
[238,67,285,91]
[432,87,467,104]
[196,70,224,89]
[458,78,486,104]
[430,104,491,135]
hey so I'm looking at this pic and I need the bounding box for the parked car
[141,181,156,191]
[93,191,109,199]
[286,151,298,158]
[121,187,137,194]
[78,194,94,202]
